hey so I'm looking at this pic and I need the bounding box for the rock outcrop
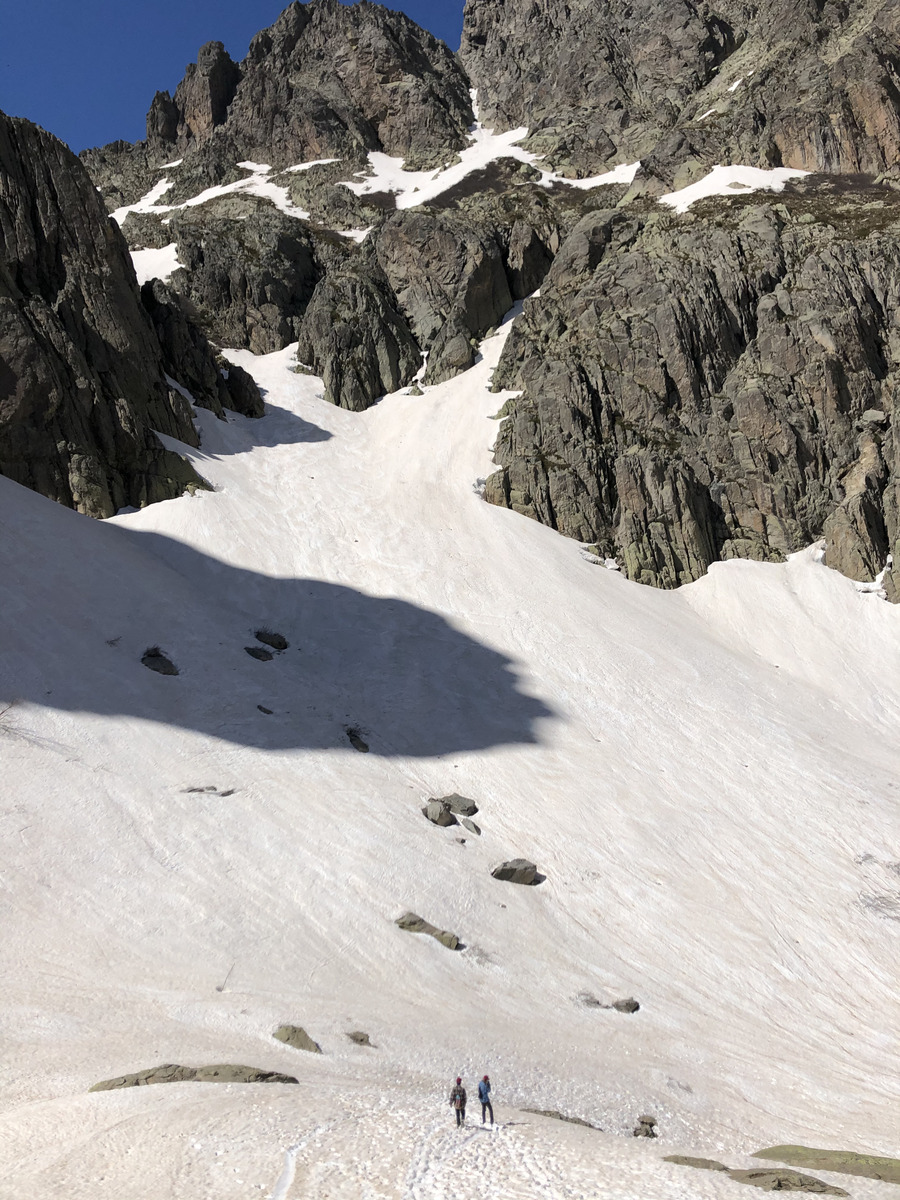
[83,0,474,213]
[487,179,900,589]
[140,280,263,417]
[0,111,205,517]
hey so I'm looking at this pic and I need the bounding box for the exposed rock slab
[90,1063,298,1090]
[664,1155,729,1172]
[395,911,461,950]
[273,1025,322,1053]
[728,1169,847,1194]
[523,1108,600,1130]
[753,1146,900,1185]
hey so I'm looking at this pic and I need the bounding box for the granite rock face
[84,0,474,214]
[140,280,263,418]
[461,0,900,179]
[0,111,205,517]
[155,205,320,356]
[487,179,900,590]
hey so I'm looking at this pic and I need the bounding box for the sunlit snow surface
[341,125,639,210]
[130,242,184,286]
[110,161,312,226]
[1,308,899,1198]
[661,164,809,212]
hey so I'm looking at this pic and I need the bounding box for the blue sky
[0,0,466,153]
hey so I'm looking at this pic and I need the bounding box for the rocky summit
[1,0,899,594]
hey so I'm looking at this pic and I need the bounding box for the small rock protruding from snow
[273,1025,322,1054]
[345,726,369,752]
[346,1030,374,1047]
[612,997,641,1013]
[432,793,479,817]
[633,1114,658,1138]
[395,911,461,950]
[423,799,458,827]
[141,646,178,676]
[255,628,289,650]
[491,859,540,885]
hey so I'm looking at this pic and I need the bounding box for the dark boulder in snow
[345,727,369,753]
[491,859,539,885]
[255,629,289,651]
[141,647,179,676]
[435,793,480,818]
[423,800,458,827]
[613,998,640,1013]
[245,646,273,662]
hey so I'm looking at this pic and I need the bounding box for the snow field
[0,315,898,1197]
[660,165,809,212]
[130,242,184,286]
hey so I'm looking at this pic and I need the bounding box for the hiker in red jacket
[449,1076,467,1126]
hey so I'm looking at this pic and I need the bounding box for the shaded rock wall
[0,111,203,517]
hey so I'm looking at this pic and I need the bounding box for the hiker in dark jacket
[478,1074,494,1124]
[449,1077,467,1126]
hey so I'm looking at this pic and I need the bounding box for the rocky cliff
[0,110,262,518]
[460,0,900,181]
[69,0,900,595]
[487,177,900,592]
[0,112,203,517]
[83,0,474,213]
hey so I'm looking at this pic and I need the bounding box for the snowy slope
[1,315,899,1199]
